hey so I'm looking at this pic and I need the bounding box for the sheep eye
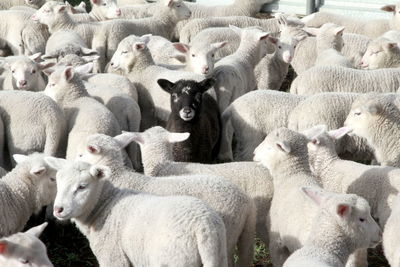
[121,51,128,55]
[11,70,15,73]
[32,70,36,74]
[78,184,87,190]
[278,45,282,49]
[19,259,29,264]
[177,4,181,7]
[359,218,365,222]
[354,112,361,116]
[191,54,195,57]
[294,45,297,49]
[102,3,107,6]
[50,177,56,182]
[211,54,215,58]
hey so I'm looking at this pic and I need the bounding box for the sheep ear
[166,0,174,7]
[87,145,100,154]
[42,67,55,76]
[366,102,382,115]
[168,132,190,143]
[91,0,99,4]
[30,166,46,177]
[13,154,29,164]
[385,42,399,50]
[173,43,190,54]
[296,34,307,42]
[267,36,279,45]
[308,137,320,146]
[169,52,186,63]
[157,79,175,94]
[25,222,48,238]
[381,4,396,12]
[44,157,67,171]
[211,41,228,50]
[134,42,146,51]
[337,203,351,218]
[82,54,100,62]
[41,53,57,60]
[301,187,325,206]
[29,52,42,62]
[199,78,216,92]
[89,165,111,180]
[302,27,319,36]
[122,132,145,145]
[334,26,345,36]
[302,125,327,139]
[79,2,86,9]
[38,62,55,71]
[113,132,138,148]
[276,141,291,153]
[0,241,8,254]
[140,34,151,45]
[328,127,352,140]
[63,67,75,81]
[56,4,67,13]
[229,25,242,36]
[74,63,93,75]
[258,32,270,41]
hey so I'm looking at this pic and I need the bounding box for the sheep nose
[54,207,64,214]
[183,108,191,114]
[110,62,114,66]
[202,66,209,74]
[116,9,121,16]
[19,80,27,86]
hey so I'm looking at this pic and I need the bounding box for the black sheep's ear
[157,79,175,94]
[199,78,216,93]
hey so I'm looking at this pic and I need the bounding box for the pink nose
[31,14,37,21]
[284,56,292,63]
[116,9,121,16]
[19,80,27,86]
[202,66,209,74]
[54,207,64,215]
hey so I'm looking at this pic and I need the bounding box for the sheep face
[157,78,216,122]
[13,154,58,213]
[381,3,400,28]
[91,0,121,19]
[32,1,68,26]
[172,42,227,75]
[361,40,400,69]
[44,67,75,102]
[51,160,110,221]
[165,0,191,22]
[0,223,52,267]
[302,187,382,249]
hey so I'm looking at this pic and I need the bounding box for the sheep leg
[217,111,234,162]
[269,232,290,267]
[345,249,368,267]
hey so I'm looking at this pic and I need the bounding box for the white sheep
[0,153,57,237]
[218,90,305,162]
[383,193,400,267]
[303,23,352,68]
[70,0,121,22]
[212,25,271,112]
[283,187,381,267]
[109,34,215,126]
[46,159,229,267]
[117,126,273,247]
[42,30,98,62]
[0,0,48,10]
[0,53,54,91]
[344,93,400,167]
[146,35,185,65]
[0,223,52,267]
[287,92,374,162]
[290,65,400,94]
[360,37,400,69]
[253,127,378,267]
[0,91,67,168]
[43,65,121,160]
[292,33,371,74]
[75,132,257,267]
[255,19,307,90]
[302,3,400,38]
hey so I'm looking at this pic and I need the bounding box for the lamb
[302,3,400,38]
[287,92,374,162]
[0,153,57,237]
[43,65,121,160]
[65,1,87,14]
[120,126,273,247]
[218,90,305,162]
[161,41,227,75]
[283,187,381,267]
[146,35,186,65]
[0,0,48,10]
[360,37,400,69]
[0,10,49,56]
[383,193,400,267]
[158,78,220,163]
[252,127,378,267]
[42,30,98,62]
[70,0,121,22]
[255,19,307,90]
[303,23,352,68]
[0,53,54,91]
[290,65,400,94]
[307,126,400,228]
[212,25,271,112]
[0,91,66,168]
[0,223,52,267]
[75,132,257,267]
[109,34,215,126]
[344,93,400,167]
[46,159,229,267]
[292,33,371,74]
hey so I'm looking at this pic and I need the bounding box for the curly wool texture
[79,133,256,267]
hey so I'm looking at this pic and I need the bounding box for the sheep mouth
[179,109,195,121]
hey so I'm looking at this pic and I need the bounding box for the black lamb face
[157,78,216,122]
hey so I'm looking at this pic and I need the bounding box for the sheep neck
[271,155,314,179]
[49,12,76,33]
[57,78,89,106]
[368,116,400,166]
[153,12,179,39]
[309,146,340,179]
[233,0,263,16]
[234,39,264,70]
[141,143,174,176]
[316,38,342,54]
[308,214,354,265]
[89,7,105,21]
[129,48,155,73]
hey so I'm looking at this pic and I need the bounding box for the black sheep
[157,78,221,163]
